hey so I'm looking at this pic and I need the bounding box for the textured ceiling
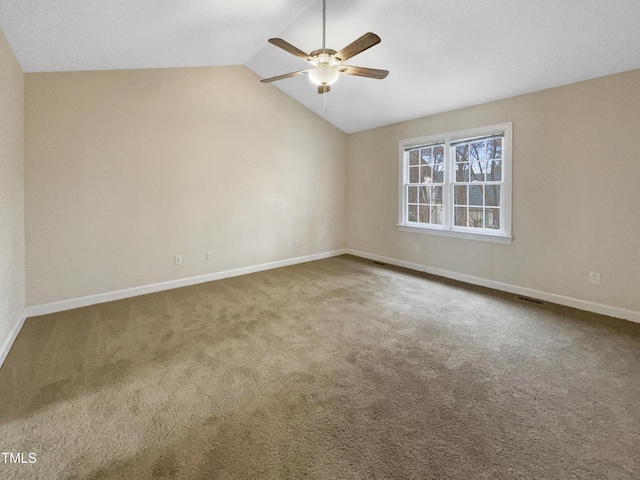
[0,0,317,70]
[2,0,640,133]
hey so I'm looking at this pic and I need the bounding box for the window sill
[398,224,513,244]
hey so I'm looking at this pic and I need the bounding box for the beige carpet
[1,255,639,479]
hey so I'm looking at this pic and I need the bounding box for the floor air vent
[372,261,386,266]
[516,295,544,305]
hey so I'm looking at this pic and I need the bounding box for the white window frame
[398,122,513,244]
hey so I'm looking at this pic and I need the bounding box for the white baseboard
[3,250,341,368]
[346,249,640,324]
[5,246,635,370]
[28,249,349,318]
[0,310,29,369]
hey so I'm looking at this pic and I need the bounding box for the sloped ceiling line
[1,0,640,133]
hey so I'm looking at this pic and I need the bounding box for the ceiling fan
[260,0,389,94]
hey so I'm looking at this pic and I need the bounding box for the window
[398,122,512,244]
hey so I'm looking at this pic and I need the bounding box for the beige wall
[0,30,25,351]
[20,60,640,317]
[347,69,640,314]
[25,66,347,305]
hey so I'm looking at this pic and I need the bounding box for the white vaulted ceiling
[2,0,640,133]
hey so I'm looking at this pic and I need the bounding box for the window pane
[401,126,510,236]
[433,164,444,183]
[421,165,432,183]
[454,185,467,206]
[456,144,468,162]
[455,163,469,182]
[485,208,500,229]
[419,205,430,223]
[471,141,485,161]
[487,138,502,159]
[486,161,502,181]
[418,186,428,204]
[469,185,483,206]
[433,145,444,163]
[409,166,419,183]
[431,205,443,225]
[485,185,500,207]
[455,207,467,226]
[469,208,484,228]
[421,147,432,164]
[433,186,443,205]
[408,186,418,203]
[409,149,419,165]
[470,162,485,182]
[408,205,418,222]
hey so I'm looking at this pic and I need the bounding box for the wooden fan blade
[268,38,313,62]
[261,69,310,83]
[334,32,381,62]
[317,85,330,94]
[339,66,389,79]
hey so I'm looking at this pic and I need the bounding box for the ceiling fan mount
[260,0,389,94]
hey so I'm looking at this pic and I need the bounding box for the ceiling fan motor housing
[308,49,340,85]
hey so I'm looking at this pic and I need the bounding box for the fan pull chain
[323,90,328,112]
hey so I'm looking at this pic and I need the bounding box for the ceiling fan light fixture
[260,0,388,94]
[308,65,339,86]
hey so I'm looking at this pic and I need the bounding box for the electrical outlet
[174,255,182,266]
[295,238,300,247]
[206,251,213,261]
[413,244,419,252]
[589,271,600,284]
